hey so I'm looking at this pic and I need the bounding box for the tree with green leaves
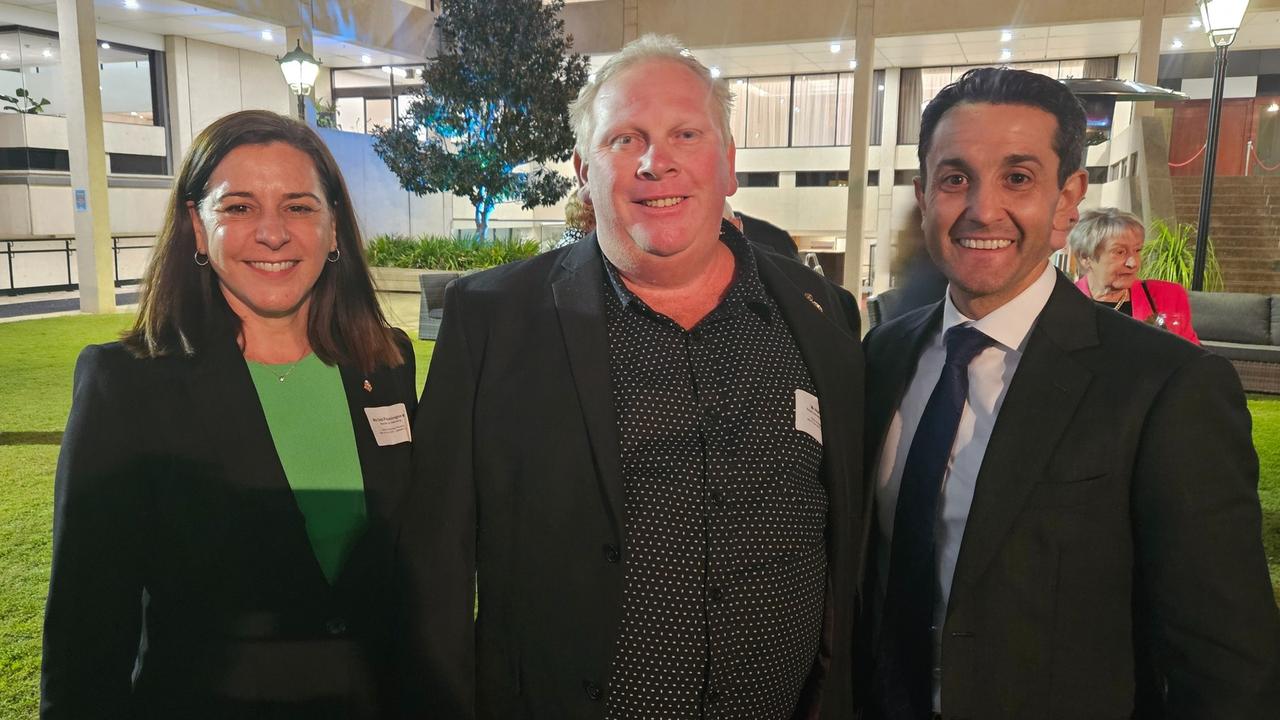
[373,0,589,241]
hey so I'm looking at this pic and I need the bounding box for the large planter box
[370,267,459,296]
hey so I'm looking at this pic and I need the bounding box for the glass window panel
[335,96,366,133]
[743,76,789,148]
[12,30,65,117]
[835,72,855,145]
[366,98,394,132]
[0,30,22,111]
[728,78,748,145]
[397,94,417,124]
[919,66,954,116]
[333,67,390,89]
[1058,59,1087,78]
[792,73,838,146]
[99,44,153,125]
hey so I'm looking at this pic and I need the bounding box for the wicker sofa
[1188,290,1280,394]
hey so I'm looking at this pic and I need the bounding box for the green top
[247,353,365,584]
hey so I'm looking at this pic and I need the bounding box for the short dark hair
[917,67,1086,188]
[124,110,403,373]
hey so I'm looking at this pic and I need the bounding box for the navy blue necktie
[874,324,994,720]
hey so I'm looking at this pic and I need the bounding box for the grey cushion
[1202,341,1280,364]
[1187,291,1272,345]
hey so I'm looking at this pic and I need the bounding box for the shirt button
[324,617,347,635]
[603,544,620,564]
[708,586,723,602]
[706,687,721,703]
[709,489,724,504]
[583,681,603,701]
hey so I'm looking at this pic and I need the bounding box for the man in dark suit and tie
[864,67,1280,720]
[402,34,867,719]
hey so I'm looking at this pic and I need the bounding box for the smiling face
[1084,226,1144,294]
[916,102,1086,319]
[575,58,737,277]
[190,142,336,327]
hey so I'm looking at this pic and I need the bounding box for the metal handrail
[1,233,157,296]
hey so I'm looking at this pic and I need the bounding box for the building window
[736,171,780,187]
[729,69,884,148]
[898,57,1117,144]
[0,26,161,126]
[331,65,425,134]
[796,170,849,187]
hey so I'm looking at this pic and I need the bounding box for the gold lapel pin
[362,379,373,392]
[804,292,824,313]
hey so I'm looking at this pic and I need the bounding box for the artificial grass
[0,314,1277,717]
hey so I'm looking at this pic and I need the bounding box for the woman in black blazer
[41,111,416,719]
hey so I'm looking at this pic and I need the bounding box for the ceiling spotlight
[829,43,841,54]
[0,52,9,61]
[878,84,885,91]
[849,60,857,70]
[260,30,273,42]
[100,42,110,50]
[1000,30,1013,42]
[1190,18,1202,29]
[123,0,139,8]
[42,48,52,58]
[1171,38,1183,49]
[361,54,372,64]
[1000,48,1012,60]
[709,66,721,78]
[1268,102,1280,113]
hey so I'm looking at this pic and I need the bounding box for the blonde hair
[568,34,734,157]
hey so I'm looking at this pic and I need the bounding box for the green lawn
[1,313,1277,717]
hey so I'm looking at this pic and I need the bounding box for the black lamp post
[1191,0,1250,291]
[277,40,321,122]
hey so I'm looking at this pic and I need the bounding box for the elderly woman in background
[42,110,416,718]
[554,189,596,248]
[1068,207,1200,344]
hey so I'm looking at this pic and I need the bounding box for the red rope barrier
[1250,143,1280,173]
[1168,143,1207,168]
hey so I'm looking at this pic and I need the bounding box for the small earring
[194,251,209,266]
[327,249,340,263]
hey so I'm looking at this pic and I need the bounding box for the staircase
[1170,176,1280,294]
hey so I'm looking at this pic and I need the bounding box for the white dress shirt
[874,262,1056,712]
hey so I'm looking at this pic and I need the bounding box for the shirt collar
[600,221,772,320]
[941,262,1056,354]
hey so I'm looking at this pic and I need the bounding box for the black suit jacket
[401,237,868,719]
[863,273,1280,719]
[41,329,417,719]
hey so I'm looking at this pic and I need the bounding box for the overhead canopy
[1059,78,1188,102]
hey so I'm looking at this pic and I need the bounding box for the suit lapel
[948,275,1099,609]
[551,238,626,538]
[865,304,941,472]
[184,328,329,591]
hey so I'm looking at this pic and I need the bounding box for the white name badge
[795,389,822,445]
[364,403,411,447]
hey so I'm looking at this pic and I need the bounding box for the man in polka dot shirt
[401,33,870,720]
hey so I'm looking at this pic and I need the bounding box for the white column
[56,0,114,313]
[872,67,901,294]
[842,0,875,291]
[1134,0,1163,119]
[164,35,193,163]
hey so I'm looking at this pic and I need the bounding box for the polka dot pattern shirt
[601,229,828,720]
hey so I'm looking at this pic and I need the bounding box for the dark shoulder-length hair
[124,110,403,373]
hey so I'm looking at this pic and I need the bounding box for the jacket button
[603,544,620,564]
[324,617,347,635]
[584,681,603,701]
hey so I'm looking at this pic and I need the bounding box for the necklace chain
[271,361,301,383]
[1113,289,1130,310]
